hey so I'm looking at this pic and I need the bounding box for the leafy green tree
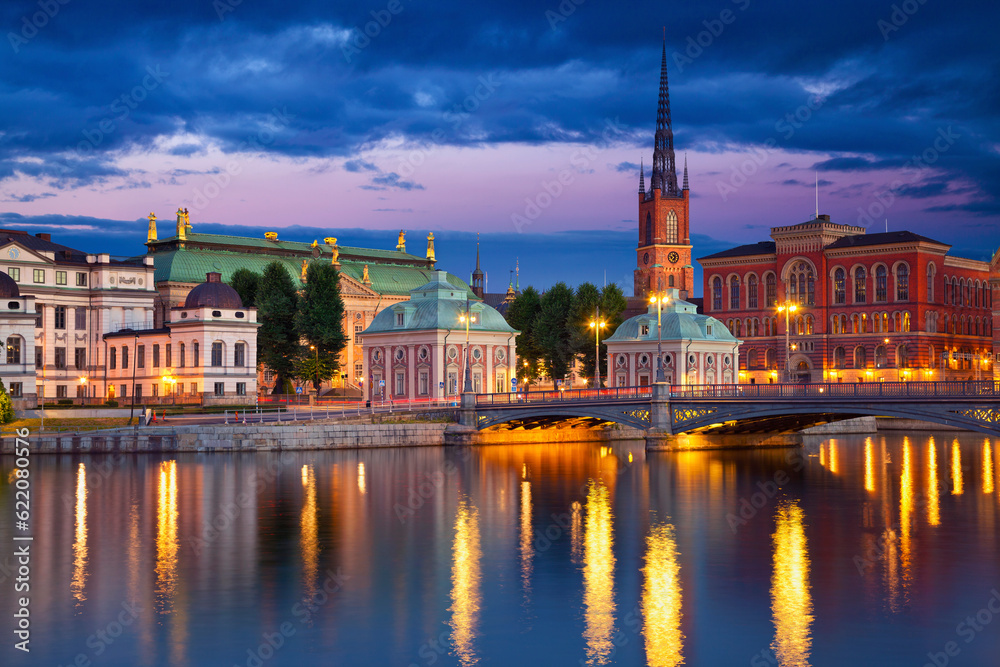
[0,381,14,424]
[295,261,348,391]
[533,282,575,388]
[230,268,261,308]
[257,262,300,394]
[570,282,603,382]
[506,286,543,389]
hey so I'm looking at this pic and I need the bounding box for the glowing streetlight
[589,309,606,388]
[776,301,798,382]
[649,292,670,383]
[458,299,476,393]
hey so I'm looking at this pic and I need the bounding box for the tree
[570,282,603,384]
[597,283,627,384]
[0,381,14,424]
[230,268,261,308]
[533,282,575,388]
[295,261,348,392]
[506,286,543,389]
[257,262,300,394]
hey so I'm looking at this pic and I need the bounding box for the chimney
[206,272,222,283]
[35,232,51,241]
[818,214,831,222]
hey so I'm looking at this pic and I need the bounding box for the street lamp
[775,301,798,383]
[458,298,476,393]
[649,292,670,383]
[589,309,606,388]
[79,376,87,404]
[309,344,319,393]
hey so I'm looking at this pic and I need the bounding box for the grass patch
[2,417,136,434]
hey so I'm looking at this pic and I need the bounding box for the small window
[110,347,117,370]
[212,310,222,317]
[7,301,17,309]
[707,325,713,335]
[153,344,160,367]
[56,270,67,285]
[234,342,246,367]
[122,345,129,370]
[74,347,85,370]
[33,269,44,283]
[136,345,145,369]
[165,344,172,367]
[54,306,66,329]
[193,341,200,367]
[235,312,245,318]
[152,384,158,398]
[9,382,21,398]
[56,385,67,398]
[640,324,650,336]
[396,312,404,326]
[236,382,246,396]
[54,347,66,369]
[211,342,223,367]
[214,382,225,397]
[76,272,87,287]
[74,307,86,330]
[35,348,42,369]
[8,268,19,282]
[6,336,21,364]
[181,312,188,319]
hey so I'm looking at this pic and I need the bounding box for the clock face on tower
[643,252,649,265]
[668,251,679,264]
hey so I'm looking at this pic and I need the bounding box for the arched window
[834,268,846,304]
[5,336,21,364]
[747,274,759,309]
[668,275,674,287]
[840,314,848,334]
[902,312,910,333]
[665,210,678,243]
[854,346,867,369]
[712,277,723,311]
[893,312,901,332]
[896,264,909,301]
[764,318,771,337]
[854,266,867,303]
[211,341,224,367]
[852,314,861,334]
[875,345,887,368]
[765,348,777,369]
[953,277,960,305]
[748,349,758,368]
[882,313,889,333]
[788,261,815,305]
[729,276,740,310]
[806,315,814,335]
[765,273,777,308]
[875,265,887,302]
[927,265,935,302]
[734,319,742,336]
[645,213,652,246]
[831,315,839,334]
[833,346,845,369]
[873,312,882,333]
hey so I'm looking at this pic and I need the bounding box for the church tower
[634,37,692,301]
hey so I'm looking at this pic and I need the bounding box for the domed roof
[605,289,738,344]
[184,272,243,309]
[0,271,19,298]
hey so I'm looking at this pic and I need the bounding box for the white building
[604,289,741,386]
[102,273,259,404]
[361,270,518,402]
[0,271,38,409]
[0,228,157,401]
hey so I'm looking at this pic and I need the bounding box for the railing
[475,381,1000,406]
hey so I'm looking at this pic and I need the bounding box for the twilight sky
[1,0,998,296]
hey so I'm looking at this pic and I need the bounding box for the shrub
[104,400,119,407]
[0,382,14,424]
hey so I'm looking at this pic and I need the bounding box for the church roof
[605,289,737,343]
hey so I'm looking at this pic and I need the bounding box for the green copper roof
[151,247,474,297]
[364,270,517,334]
[605,288,738,343]
[149,232,429,264]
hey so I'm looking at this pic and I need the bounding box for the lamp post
[78,376,87,405]
[776,301,798,383]
[459,298,475,393]
[649,292,670,383]
[309,344,319,393]
[523,360,529,393]
[129,333,139,424]
[589,307,606,388]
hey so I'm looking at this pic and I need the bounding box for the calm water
[2,434,1000,666]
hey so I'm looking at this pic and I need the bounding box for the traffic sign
[439,381,444,388]
[511,378,517,387]
[295,386,303,394]
[379,380,385,387]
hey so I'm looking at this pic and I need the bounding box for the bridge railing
[476,385,652,406]
[476,380,1000,405]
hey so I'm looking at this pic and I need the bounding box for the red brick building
[698,216,992,383]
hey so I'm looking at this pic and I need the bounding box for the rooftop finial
[426,232,436,264]
[147,212,157,243]
[650,34,679,196]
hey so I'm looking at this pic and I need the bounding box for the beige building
[0,271,38,409]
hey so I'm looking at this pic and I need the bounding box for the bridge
[462,381,1000,447]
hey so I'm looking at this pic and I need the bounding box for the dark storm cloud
[0,0,997,218]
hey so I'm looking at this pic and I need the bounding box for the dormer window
[707,325,713,335]
[640,324,650,336]
[396,312,404,326]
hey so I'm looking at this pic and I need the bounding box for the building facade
[144,213,474,395]
[698,217,992,383]
[0,271,38,409]
[0,228,158,401]
[604,289,740,386]
[361,271,518,402]
[102,273,259,404]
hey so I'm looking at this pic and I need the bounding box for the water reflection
[570,500,583,565]
[301,464,319,599]
[70,462,87,606]
[951,440,964,495]
[582,480,616,666]
[983,440,994,495]
[864,437,876,493]
[156,460,179,612]
[641,522,683,667]
[449,499,482,667]
[357,461,366,495]
[520,479,532,598]
[770,500,812,667]
[927,438,941,526]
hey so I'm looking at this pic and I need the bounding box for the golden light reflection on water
[582,481,616,666]
[301,465,319,600]
[892,437,914,608]
[641,522,683,667]
[156,460,179,613]
[864,438,876,493]
[828,440,839,474]
[357,462,366,495]
[70,462,88,605]
[520,480,532,597]
[983,440,994,495]
[570,501,583,565]
[951,440,964,495]
[449,500,482,667]
[770,500,812,667]
[927,438,940,526]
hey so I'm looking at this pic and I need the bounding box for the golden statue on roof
[301,259,309,282]
[362,264,370,284]
[176,208,186,240]
[396,230,406,253]
[147,212,157,243]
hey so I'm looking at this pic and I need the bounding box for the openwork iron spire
[682,153,688,190]
[650,36,679,196]
[638,157,645,194]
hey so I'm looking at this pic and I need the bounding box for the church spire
[471,233,484,298]
[682,153,689,190]
[638,157,645,194]
[650,34,679,196]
